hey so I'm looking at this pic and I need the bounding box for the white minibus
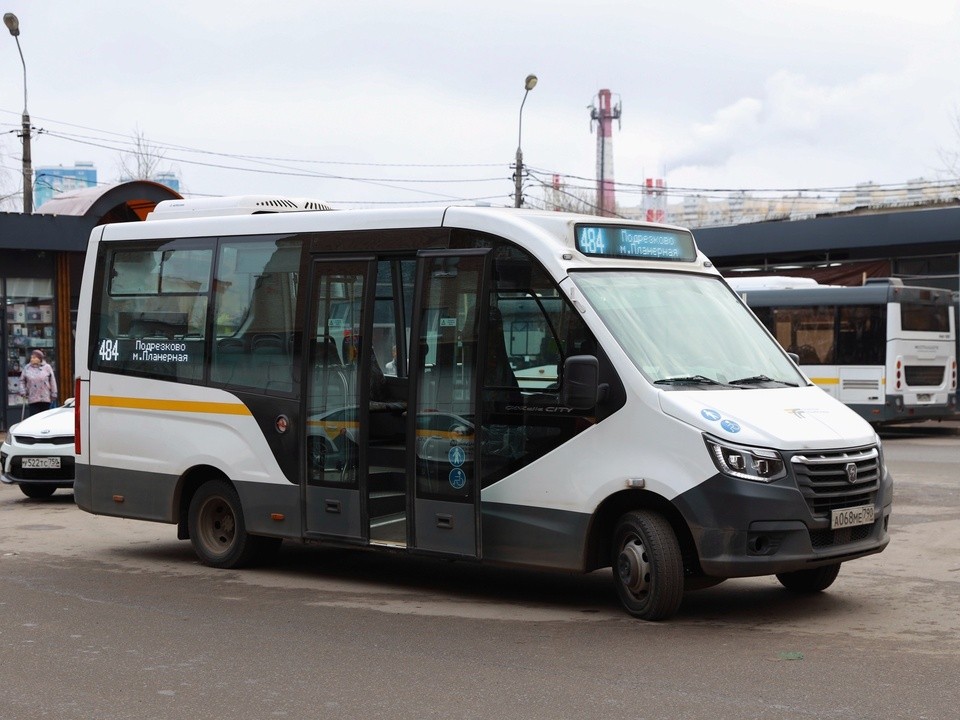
[74,200,892,620]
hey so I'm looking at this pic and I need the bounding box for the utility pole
[4,13,33,213]
[514,74,537,208]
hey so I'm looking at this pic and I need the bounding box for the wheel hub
[203,500,235,549]
[617,540,651,597]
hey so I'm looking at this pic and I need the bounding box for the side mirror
[787,352,800,364]
[561,355,599,410]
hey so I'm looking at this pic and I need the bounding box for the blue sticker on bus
[448,446,466,467]
[701,409,721,421]
[449,468,467,490]
[721,419,741,433]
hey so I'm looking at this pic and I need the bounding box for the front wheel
[20,483,57,499]
[187,480,280,568]
[776,563,841,593]
[612,510,685,621]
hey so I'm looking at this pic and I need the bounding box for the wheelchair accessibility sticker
[449,468,467,490]
[720,419,741,433]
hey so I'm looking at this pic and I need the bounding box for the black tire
[612,510,685,621]
[20,483,56,499]
[776,563,841,593]
[187,480,280,569]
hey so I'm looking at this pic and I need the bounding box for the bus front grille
[790,446,881,518]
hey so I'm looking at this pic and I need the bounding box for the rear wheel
[776,563,841,593]
[188,480,280,568]
[19,483,56,499]
[612,510,685,621]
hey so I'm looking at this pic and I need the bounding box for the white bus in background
[73,199,892,620]
[730,276,957,425]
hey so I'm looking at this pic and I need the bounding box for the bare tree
[116,126,170,181]
[534,174,604,215]
[938,108,960,178]
[0,141,21,210]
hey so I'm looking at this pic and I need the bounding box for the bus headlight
[704,436,786,483]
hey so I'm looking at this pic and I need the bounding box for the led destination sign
[575,225,697,262]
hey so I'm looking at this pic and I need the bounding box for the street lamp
[513,73,537,208]
[4,12,33,214]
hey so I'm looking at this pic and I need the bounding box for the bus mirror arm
[561,355,600,410]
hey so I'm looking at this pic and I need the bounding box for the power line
[6,107,960,205]
[0,109,504,169]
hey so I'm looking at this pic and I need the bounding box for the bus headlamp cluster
[704,436,786,483]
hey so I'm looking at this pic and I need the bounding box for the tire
[776,563,841,593]
[187,480,280,569]
[612,510,685,621]
[20,483,56,499]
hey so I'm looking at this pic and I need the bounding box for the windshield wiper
[655,375,735,387]
[728,374,799,387]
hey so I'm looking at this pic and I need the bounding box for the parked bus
[730,276,957,425]
[73,199,892,620]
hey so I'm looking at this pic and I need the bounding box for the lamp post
[513,73,537,208]
[4,12,32,214]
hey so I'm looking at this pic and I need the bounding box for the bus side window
[210,238,301,393]
[478,246,602,488]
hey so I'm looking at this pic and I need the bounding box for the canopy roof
[35,180,182,221]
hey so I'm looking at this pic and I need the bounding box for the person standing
[19,349,58,417]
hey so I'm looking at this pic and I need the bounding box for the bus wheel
[19,483,56,499]
[188,480,278,569]
[776,563,841,593]
[612,510,684,621]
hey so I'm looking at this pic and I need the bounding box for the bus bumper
[673,469,893,578]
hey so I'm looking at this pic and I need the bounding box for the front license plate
[831,504,875,529]
[22,457,61,470]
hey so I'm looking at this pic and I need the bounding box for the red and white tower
[643,178,667,223]
[590,89,621,217]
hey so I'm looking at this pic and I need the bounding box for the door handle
[436,513,453,530]
[325,499,342,514]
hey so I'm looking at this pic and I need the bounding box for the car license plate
[831,504,875,529]
[22,457,61,470]
[917,393,931,402]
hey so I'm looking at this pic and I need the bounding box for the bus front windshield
[572,271,808,389]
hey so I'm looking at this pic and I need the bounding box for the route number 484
[98,339,120,362]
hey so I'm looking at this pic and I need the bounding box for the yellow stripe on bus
[808,377,840,386]
[89,395,252,416]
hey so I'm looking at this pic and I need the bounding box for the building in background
[34,162,97,210]
[153,171,181,194]
[33,162,182,210]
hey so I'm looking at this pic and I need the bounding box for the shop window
[5,278,56,410]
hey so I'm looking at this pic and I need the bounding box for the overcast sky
[2,0,960,211]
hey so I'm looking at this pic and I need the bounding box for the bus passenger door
[303,259,372,540]
[408,250,489,558]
